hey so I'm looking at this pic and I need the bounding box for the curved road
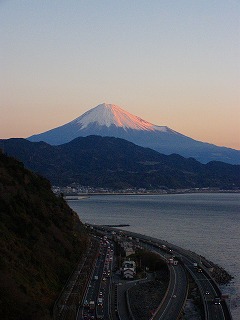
[90,226,233,320]
[141,233,232,320]
[141,241,188,320]
[181,254,228,320]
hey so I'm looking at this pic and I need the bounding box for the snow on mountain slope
[72,103,171,132]
[27,102,240,164]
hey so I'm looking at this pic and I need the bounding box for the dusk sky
[1,0,239,149]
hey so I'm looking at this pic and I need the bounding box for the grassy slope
[0,151,89,319]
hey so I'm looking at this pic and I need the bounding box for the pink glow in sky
[0,1,240,149]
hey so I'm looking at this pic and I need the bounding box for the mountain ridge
[2,136,240,189]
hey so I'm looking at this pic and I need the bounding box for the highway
[76,236,114,320]
[141,241,188,320]
[140,232,232,320]
[152,263,188,320]
[93,226,232,320]
[54,225,232,320]
[180,254,229,320]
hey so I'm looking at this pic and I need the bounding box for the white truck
[89,300,95,310]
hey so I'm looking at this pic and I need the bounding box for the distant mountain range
[2,136,239,189]
[28,103,240,164]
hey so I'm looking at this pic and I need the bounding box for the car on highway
[213,297,221,305]
[97,297,103,306]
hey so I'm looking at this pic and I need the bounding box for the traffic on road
[55,225,233,320]
[77,236,114,320]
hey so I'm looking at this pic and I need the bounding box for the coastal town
[52,184,240,198]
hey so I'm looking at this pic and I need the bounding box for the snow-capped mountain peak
[27,102,240,164]
[73,103,167,132]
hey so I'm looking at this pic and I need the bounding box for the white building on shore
[122,260,136,279]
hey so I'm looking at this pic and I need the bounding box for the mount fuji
[28,103,240,164]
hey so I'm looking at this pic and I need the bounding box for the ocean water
[68,193,240,319]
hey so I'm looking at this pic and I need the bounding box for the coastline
[91,224,234,318]
[94,224,234,286]
[63,189,240,198]
[68,193,240,318]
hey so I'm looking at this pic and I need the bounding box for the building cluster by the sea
[52,184,239,196]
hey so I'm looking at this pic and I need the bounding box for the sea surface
[68,193,240,319]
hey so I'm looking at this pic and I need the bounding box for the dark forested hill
[0,150,88,320]
[1,135,240,189]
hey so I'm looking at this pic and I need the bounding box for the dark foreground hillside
[0,150,88,320]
